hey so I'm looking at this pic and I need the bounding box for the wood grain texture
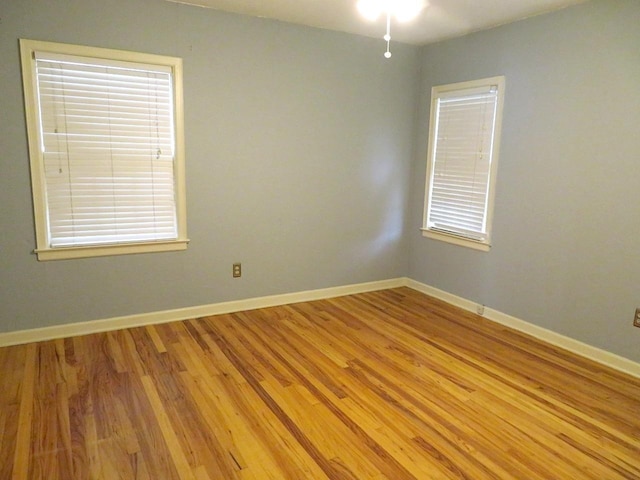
[1,287,639,479]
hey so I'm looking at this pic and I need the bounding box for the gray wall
[408,0,640,362]
[0,0,419,332]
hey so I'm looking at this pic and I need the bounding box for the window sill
[34,239,190,261]
[420,228,490,252]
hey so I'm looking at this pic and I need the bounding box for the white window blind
[34,53,178,248]
[425,82,501,244]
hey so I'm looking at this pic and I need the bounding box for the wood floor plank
[140,375,197,480]
[11,343,36,480]
[1,287,639,479]
[0,345,24,480]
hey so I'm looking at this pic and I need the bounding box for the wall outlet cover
[233,263,242,278]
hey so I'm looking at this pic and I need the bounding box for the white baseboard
[405,278,640,379]
[0,278,405,348]
[2,276,638,380]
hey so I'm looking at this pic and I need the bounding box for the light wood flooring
[1,287,640,479]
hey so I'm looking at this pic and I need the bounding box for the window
[422,76,505,251]
[20,39,188,261]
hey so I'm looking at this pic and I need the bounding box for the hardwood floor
[1,287,639,479]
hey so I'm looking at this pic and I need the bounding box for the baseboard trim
[0,278,405,348]
[3,276,639,379]
[404,278,640,379]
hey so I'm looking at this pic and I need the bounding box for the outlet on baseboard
[634,308,640,328]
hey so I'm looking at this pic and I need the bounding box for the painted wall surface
[408,0,640,362]
[0,0,419,332]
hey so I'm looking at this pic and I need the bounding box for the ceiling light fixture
[357,0,426,58]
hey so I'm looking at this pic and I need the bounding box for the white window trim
[20,39,188,261]
[421,76,505,252]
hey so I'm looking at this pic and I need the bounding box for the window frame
[20,39,188,261]
[421,76,505,251]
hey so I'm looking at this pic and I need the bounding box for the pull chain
[384,12,392,58]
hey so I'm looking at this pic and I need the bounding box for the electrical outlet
[232,263,241,278]
[634,308,640,328]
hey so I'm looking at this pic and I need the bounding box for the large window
[20,39,188,261]
[422,76,505,251]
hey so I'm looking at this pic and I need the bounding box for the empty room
[1,0,639,478]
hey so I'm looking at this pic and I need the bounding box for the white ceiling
[166,0,586,45]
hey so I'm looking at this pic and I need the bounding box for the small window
[422,76,505,251]
[20,39,188,260]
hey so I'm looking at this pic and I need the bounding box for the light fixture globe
[394,0,426,22]
[356,0,426,22]
[356,0,383,21]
